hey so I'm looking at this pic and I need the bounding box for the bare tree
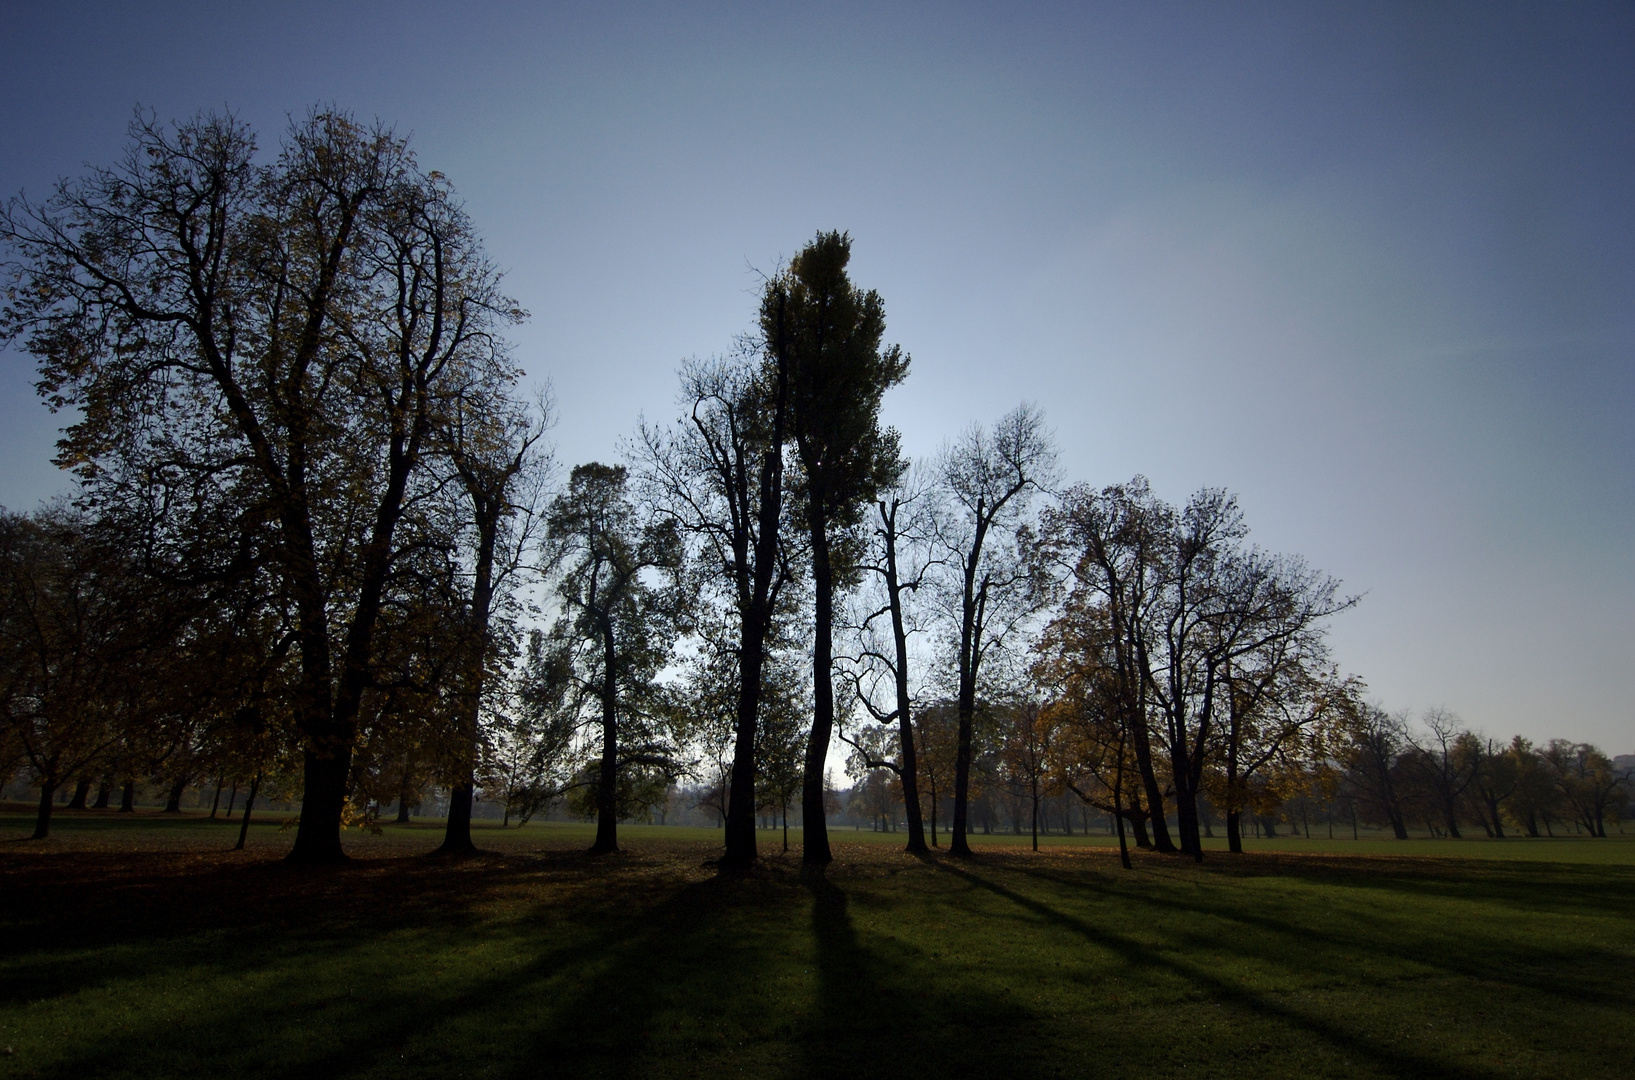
[434,389,553,854]
[939,404,1057,857]
[837,469,943,854]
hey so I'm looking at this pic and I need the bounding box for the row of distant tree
[841,704,1631,853]
[1,107,1626,863]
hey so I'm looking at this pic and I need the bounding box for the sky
[2,1,1631,751]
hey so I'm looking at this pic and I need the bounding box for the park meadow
[3,806,1632,1080]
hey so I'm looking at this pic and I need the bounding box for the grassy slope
[1,810,1631,1079]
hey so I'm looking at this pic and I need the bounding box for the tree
[1541,740,1625,838]
[636,349,794,867]
[545,463,684,854]
[1034,602,1139,867]
[838,470,942,854]
[912,703,960,847]
[435,389,552,854]
[1041,479,1177,852]
[1341,704,1412,839]
[0,508,160,838]
[940,405,1056,857]
[2,109,523,863]
[777,231,909,867]
[1402,708,1478,839]
[996,698,1054,851]
[482,628,578,827]
[1463,735,1520,838]
[1505,737,1558,837]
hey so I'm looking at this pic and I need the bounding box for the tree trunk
[289,745,352,861]
[722,315,788,870]
[164,777,186,813]
[879,500,928,856]
[93,778,112,810]
[1030,780,1039,852]
[1128,713,1176,853]
[234,773,262,851]
[119,779,136,812]
[67,777,92,810]
[1226,810,1243,854]
[800,519,836,868]
[1127,808,1152,848]
[224,780,238,818]
[442,782,476,848]
[208,778,224,820]
[1113,765,1132,870]
[32,780,57,839]
[949,510,994,860]
[591,621,620,855]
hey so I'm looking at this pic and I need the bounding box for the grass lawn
[2,808,1632,1079]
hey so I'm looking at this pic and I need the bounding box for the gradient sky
[2,2,1631,751]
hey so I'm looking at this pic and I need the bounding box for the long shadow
[795,866,1048,1080]
[936,859,1503,1080]
[3,848,736,1079]
[995,858,1634,1009]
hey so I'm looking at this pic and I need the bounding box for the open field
[3,809,1632,1079]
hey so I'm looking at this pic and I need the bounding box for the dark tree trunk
[928,783,939,846]
[119,779,135,812]
[591,621,620,855]
[1226,809,1244,853]
[67,777,92,810]
[290,745,352,862]
[1128,719,1176,853]
[234,773,262,851]
[208,778,224,820]
[1030,779,1039,852]
[395,796,412,824]
[440,474,505,857]
[1127,808,1153,848]
[164,777,186,813]
[800,519,836,867]
[878,499,927,856]
[1389,812,1409,840]
[224,780,238,818]
[92,778,112,809]
[32,780,57,839]
[1113,765,1132,870]
[722,302,788,870]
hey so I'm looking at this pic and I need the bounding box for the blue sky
[2,1,1631,749]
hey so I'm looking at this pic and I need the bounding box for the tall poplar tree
[778,231,908,867]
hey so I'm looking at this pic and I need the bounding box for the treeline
[1,108,1627,863]
[841,705,1632,851]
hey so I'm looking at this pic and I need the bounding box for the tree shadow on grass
[794,867,1049,1080]
[992,855,1635,1011]
[936,858,1523,1080]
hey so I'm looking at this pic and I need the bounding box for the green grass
[2,809,1632,1079]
